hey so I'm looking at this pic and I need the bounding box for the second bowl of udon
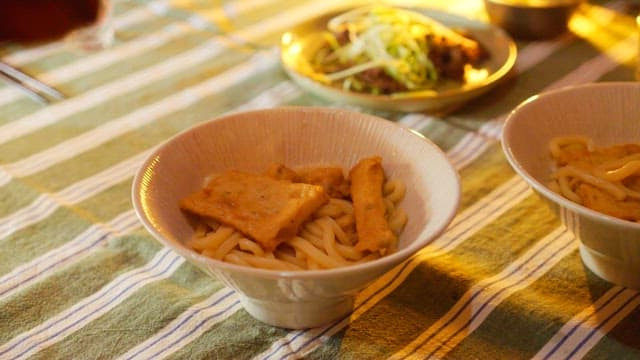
[502,82,640,290]
[132,106,460,329]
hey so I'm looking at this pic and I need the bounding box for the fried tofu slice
[180,170,329,251]
[264,164,298,182]
[265,164,350,199]
[349,157,397,255]
[297,166,350,199]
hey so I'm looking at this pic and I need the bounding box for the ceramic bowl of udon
[502,82,640,290]
[132,106,460,329]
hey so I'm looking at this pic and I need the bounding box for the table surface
[0,0,639,359]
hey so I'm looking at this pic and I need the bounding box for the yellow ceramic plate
[280,7,517,113]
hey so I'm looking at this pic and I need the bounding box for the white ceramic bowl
[502,82,640,290]
[132,107,460,328]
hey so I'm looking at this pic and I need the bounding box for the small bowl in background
[502,82,640,289]
[484,0,583,39]
[132,106,460,328]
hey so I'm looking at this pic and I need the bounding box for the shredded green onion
[312,6,444,93]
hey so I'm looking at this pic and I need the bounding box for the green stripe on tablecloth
[0,180,133,274]
[165,310,289,360]
[0,180,41,218]
[67,179,134,223]
[0,100,45,125]
[458,141,516,211]
[31,262,224,360]
[310,194,559,359]
[445,249,614,359]
[0,45,257,162]
[0,209,92,275]
[0,230,160,343]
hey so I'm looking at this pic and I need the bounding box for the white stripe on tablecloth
[0,24,192,107]
[0,210,141,301]
[0,150,151,240]
[1,0,164,66]
[533,287,640,360]
[388,228,578,360]
[0,248,185,360]
[116,288,241,360]
[0,49,279,187]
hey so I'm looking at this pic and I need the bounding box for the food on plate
[179,156,408,270]
[307,5,489,95]
[548,136,640,221]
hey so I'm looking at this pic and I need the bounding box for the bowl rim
[132,106,461,280]
[501,81,640,231]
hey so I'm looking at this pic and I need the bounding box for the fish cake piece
[180,170,329,251]
[349,156,397,255]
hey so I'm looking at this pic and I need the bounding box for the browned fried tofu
[297,166,350,199]
[265,163,350,199]
[180,170,329,251]
[349,157,397,255]
[264,164,299,182]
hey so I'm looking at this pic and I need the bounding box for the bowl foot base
[580,244,640,290]
[239,295,354,329]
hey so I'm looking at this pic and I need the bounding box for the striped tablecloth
[1,0,639,359]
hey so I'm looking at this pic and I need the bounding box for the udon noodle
[181,158,408,270]
[548,136,640,222]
